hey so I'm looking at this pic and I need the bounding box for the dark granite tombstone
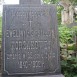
[2,0,64,77]
[19,0,41,4]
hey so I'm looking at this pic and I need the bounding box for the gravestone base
[1,74,64,77]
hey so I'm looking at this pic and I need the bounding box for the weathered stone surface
[19,0,41,4]
[2,74,64,77]
[2,4,60,75]
[2,0,64,77]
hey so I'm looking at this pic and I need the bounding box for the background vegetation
[43,0,77,77]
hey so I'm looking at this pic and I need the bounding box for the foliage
[72,26,77,36]
[43,0,77,6]
[59,25,77,77]
[69,0,77,5]
[57,6,63,24]
[58,25,73,44]
[61,57,77,77]
[43,0,77,5]
[43,0,59,4]
[67,44,76,50]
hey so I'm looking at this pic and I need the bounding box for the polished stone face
[2,4,60,75]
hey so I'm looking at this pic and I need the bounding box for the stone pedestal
[1,74,64,77]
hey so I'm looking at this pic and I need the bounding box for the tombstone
[2,0,64,77]
[68,22,77,27]
[19,0,41,4]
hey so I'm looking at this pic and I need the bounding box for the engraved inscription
[6,29,51,38]
[3,6,59,75]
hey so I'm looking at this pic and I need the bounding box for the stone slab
[2,5,60,75]
[68,22,77,27]
[19,0,41,4]
[1,74,64,77]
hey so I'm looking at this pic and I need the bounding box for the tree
[69,0,77,5]
[59,0,77,24]
[43,0,77,25]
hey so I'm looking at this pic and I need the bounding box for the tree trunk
[60,0,74,24]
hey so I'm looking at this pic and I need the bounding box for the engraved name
[6,29,51,38]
